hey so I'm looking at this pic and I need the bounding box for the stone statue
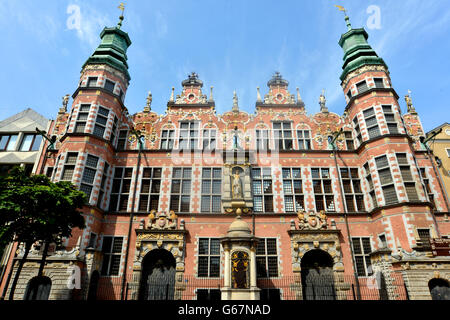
[232,128,240,149]
[232,171,243,199]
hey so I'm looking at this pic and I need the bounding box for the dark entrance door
[429,278,450,300]
[139,249,176,300]
[301,249,336,300]
[87,271,100,300]
[24,276,52,300]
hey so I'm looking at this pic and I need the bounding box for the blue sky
[0,0,449,132]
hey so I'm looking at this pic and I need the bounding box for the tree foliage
[0,166,86,248]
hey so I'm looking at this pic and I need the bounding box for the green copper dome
[82,26,132,81]
[338,19,387,82]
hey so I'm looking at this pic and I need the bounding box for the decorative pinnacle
[335,5,352,31]
[209,86,214,102]
[296,87,302,102]
[170,87,175,102]
[117,3,125,29]
[256,87,262,102]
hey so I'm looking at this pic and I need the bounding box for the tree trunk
[31,241,49,300]
[8,241,32,300]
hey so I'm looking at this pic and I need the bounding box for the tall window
[19,134,42,151]
[80,155,99,199]
[312,168,335,212]
[273,122,293,150]
[341,168,365,212]
[297,130,312,150]
[396,154,418,201]
[420,168,436,209]
[170,168,192,213]
[282,168,304,212]
[101,236,123,276]
[344,131,355,150]
[98,162,109,208]
[201,168,222,213]
[363,163,377,208]
[0,134,18,151]
[179,121,199,150]
[104,79,115,93]
[364,107,381,139]
[252,168,273,213]
[198,238,220,278]
[60,152,78,182]
[383,105,398,134]
[353,117,362,145]
[202,129,217,150]
[352,237,373,277]
[117,130,128,150]
[256,129,269,151]
[93,107,109,138]
[110,116,118,144]
[375,156,398,205]
[256,238,278,278]
[138,168,162,211]
[161,129,175,150]
[109,168,133,212]
[75,105,90,133]
[356,80,369,94]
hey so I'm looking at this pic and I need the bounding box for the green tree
[0,166,86,300]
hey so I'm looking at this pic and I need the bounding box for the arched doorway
[87,271,100,301]
[429,278,450,300]
[301,249,336,300]
[139,249,176,300]
[24,276,52,300]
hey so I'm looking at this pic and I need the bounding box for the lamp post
[120,128,144,300]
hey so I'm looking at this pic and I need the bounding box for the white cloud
[67,2,112,49]
[155,11,168,38]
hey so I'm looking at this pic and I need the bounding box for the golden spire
[117,2,126,29]
[335,5,352,30]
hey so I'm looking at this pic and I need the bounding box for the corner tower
[55,14,132,212]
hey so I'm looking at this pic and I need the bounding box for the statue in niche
[231,168,243,199]
[231,251,249,289]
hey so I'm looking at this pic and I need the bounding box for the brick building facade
[1,13,449,301]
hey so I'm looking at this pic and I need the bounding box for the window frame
[282,168,304,213]
[251,168,274,213]
[351,237,373,277]
[138,168,162,212]
[170,167,192,213]
[101,236,123,276]
[201,168,222,213]
[109,167,133,212]
[273,121,293,151]
[312,168,335,212]
[197,238,221,278]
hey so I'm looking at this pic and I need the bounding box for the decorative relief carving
[296,210,328,231]
[146,210,178,230]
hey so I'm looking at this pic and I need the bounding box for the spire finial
[335,5,352,31]
[117,3,125,29]
[296,87,302,102]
